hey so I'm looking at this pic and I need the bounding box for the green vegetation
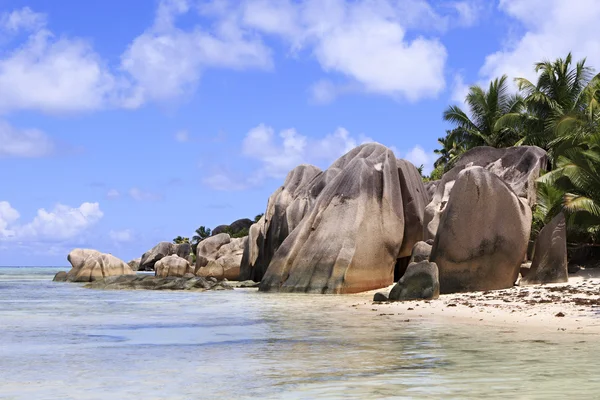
[435,52,600,249]
[172,236,190,244]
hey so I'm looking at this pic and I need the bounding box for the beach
[350,269,600,335]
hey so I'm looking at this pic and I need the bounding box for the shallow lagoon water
[1,267,599,399]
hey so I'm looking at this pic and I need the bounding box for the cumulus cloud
[0,201,103,241]
[120,0,272,107]
[479,0,600,88]
[0,8,121,114]
[0,120,54,158]
[204,124,374,190]
[235,0,450,102]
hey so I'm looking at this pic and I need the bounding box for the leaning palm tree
[443,75,523,149]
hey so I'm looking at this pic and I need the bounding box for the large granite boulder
[424,146,547,240]
[259,143,427,294]
[388,261,440,301]
[127,257,141,271]
[196,234,247,280]
[155,255,193,278]
[65,249,135,282]
[430,167,532,293]
[240,164,322,281]
[521,213,568,285]
[139,242,190,271]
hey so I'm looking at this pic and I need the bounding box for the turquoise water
[1,267,599,399]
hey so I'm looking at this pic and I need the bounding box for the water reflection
[0,267,599,399]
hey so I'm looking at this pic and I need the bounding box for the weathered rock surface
[424,146,547,240]
[240,164,322,281]
[53,271,67,282]
[521,213,568,285]
[409,241,432,264]
[139,242,190,271]
[228,280,260,288]
[260,143,427,294]
[65,249,135,282]
[84,275,233,291]
[196,234,247,280]
[388,261,440,301]
[155,255,193,278]
[430,167,532,294]
[127,257,141,271]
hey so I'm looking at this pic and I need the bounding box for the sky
[1,0,600,266]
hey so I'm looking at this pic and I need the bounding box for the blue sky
[1,0,599,266]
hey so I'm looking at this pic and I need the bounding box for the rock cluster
[84,275,233,291]
[139,242,191,271]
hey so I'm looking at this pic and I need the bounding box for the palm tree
[443,75,523,149]
[433,130,468,172]
[538,132,600,240]
[501,53,600,153]
[192,226,211,244]
[173,236,190,244]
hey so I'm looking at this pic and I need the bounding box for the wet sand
[347,269,600,335]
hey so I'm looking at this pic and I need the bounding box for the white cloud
[129,188,163,201]
[0,8,121,114]
[121,0,272,107]
[0,7,46,33]
[174,130,189,142]
[0,201,103,241]
[479,0,600,88]
[0,201,20,237]
[404,145,434,174]
[109,229,134,242]
[106,189,120,199]
[0,120,54,157]
[235,0,449,102]
[204,124,374,189]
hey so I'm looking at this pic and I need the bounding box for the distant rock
[127,257,141,271]
[521,213,568,285]
[424,146,547,240]
[53,271,67,282]
[430,167,531,293]
[388,261,440,301]
[196,233,246,280]
[260,143,428,294]
[84,275,233,291]
[65,249,135,282]
[212,218,254,237]
[155,255,193,278]
[139,242,190,271]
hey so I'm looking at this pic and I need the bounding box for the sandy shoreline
[343,269,600,336]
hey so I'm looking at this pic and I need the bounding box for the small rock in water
[53,271,68,282]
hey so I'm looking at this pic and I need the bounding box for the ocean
[0,266,598,399]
